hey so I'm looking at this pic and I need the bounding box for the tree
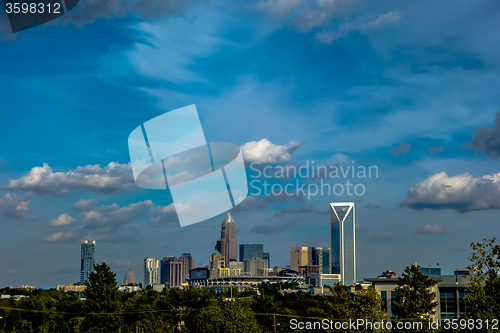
[82,263,123,332]
[464,238,500,332]
[191,300,261,333]
[391,265,438,322]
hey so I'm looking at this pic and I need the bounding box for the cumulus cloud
[369,233,394,241]
[256,0,399,44]
[72,199,98,211]
[241,138,303,164]
[468,110,500,158]
[390,142,411,156]
[0,193,31,219]
[414,224,446,235]
[400,171,500,213]
[249,218,299,234]
[44,200,176,243]
[44,231,77,243]
[274,204,327,217]
[429,147,443,155]
[256,0,364,32]
[7,162,136,197]
[49,214,75,226]
[315,10,401,45]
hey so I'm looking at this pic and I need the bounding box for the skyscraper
[330,202,356,286]
[143,257,160,287]
[124,268,136,285]
[239,244,264,262]
[209,250,224,278]
[179,253,195,280]
[215,213,237,267]
[80,240,95,284]
[160,256,183,288]
[290,246,311,272]
[312,247,331,274]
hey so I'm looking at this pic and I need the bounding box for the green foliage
[391,265,438,323]
[192,300,261,333]
[82,262,123,332]
[463,238,500,332]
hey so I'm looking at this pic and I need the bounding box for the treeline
[0,238,499,332]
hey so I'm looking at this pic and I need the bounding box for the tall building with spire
[80,240,95,284]
[330,202,356,287]
[215,213,237,268]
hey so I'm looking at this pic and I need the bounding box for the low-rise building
[56,284,86,292]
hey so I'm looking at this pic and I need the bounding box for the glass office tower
[239,244,264,262]
[80,240,95,284]
[330,203,356,286]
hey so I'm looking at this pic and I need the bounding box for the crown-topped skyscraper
[215,213,237,268]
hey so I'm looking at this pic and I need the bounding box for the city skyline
[2,0,500,288]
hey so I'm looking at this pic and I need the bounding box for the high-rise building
[312,247,331,274]
[209,250,224,278]
[124,268,137,285]
[290,246,311,272]
[143,257,160,287]
[243,257,268,276]
[263,252,270,267]
[330,202,356,286]
[239,244,264,262]
[161,256,183,288]
[80,240,95,284]
[215,213,237,267]
[179,253,195,280]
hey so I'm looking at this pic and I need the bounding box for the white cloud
[44,200,177,243]
[49,214,75,226]
[7,162,135,197]
[44,231,77,242]
[0,193,31,219]
[241,138,303,164]
[400,171,500,213]
[414,224,446,235]
[72,199,98,211]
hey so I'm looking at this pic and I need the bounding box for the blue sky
[1,0,500,287]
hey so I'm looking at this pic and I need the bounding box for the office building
[209,250,224,278]
[290,246,312,272]
[309,273,341,288]
[56,284,86,292]
[229,261,244,270]
[263,252,270,267]
[124,268,137,285]
[179,253,195,280]
[366,269,472,320]
[312,247,331,274]
[80,240,95,284]
[239,244,264,262]
[143,257,160,287]
[215,213,237,267]
[161,256,184,288]
[417,263,441,276]
[330,202,356,286]
[243,257,268,276]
